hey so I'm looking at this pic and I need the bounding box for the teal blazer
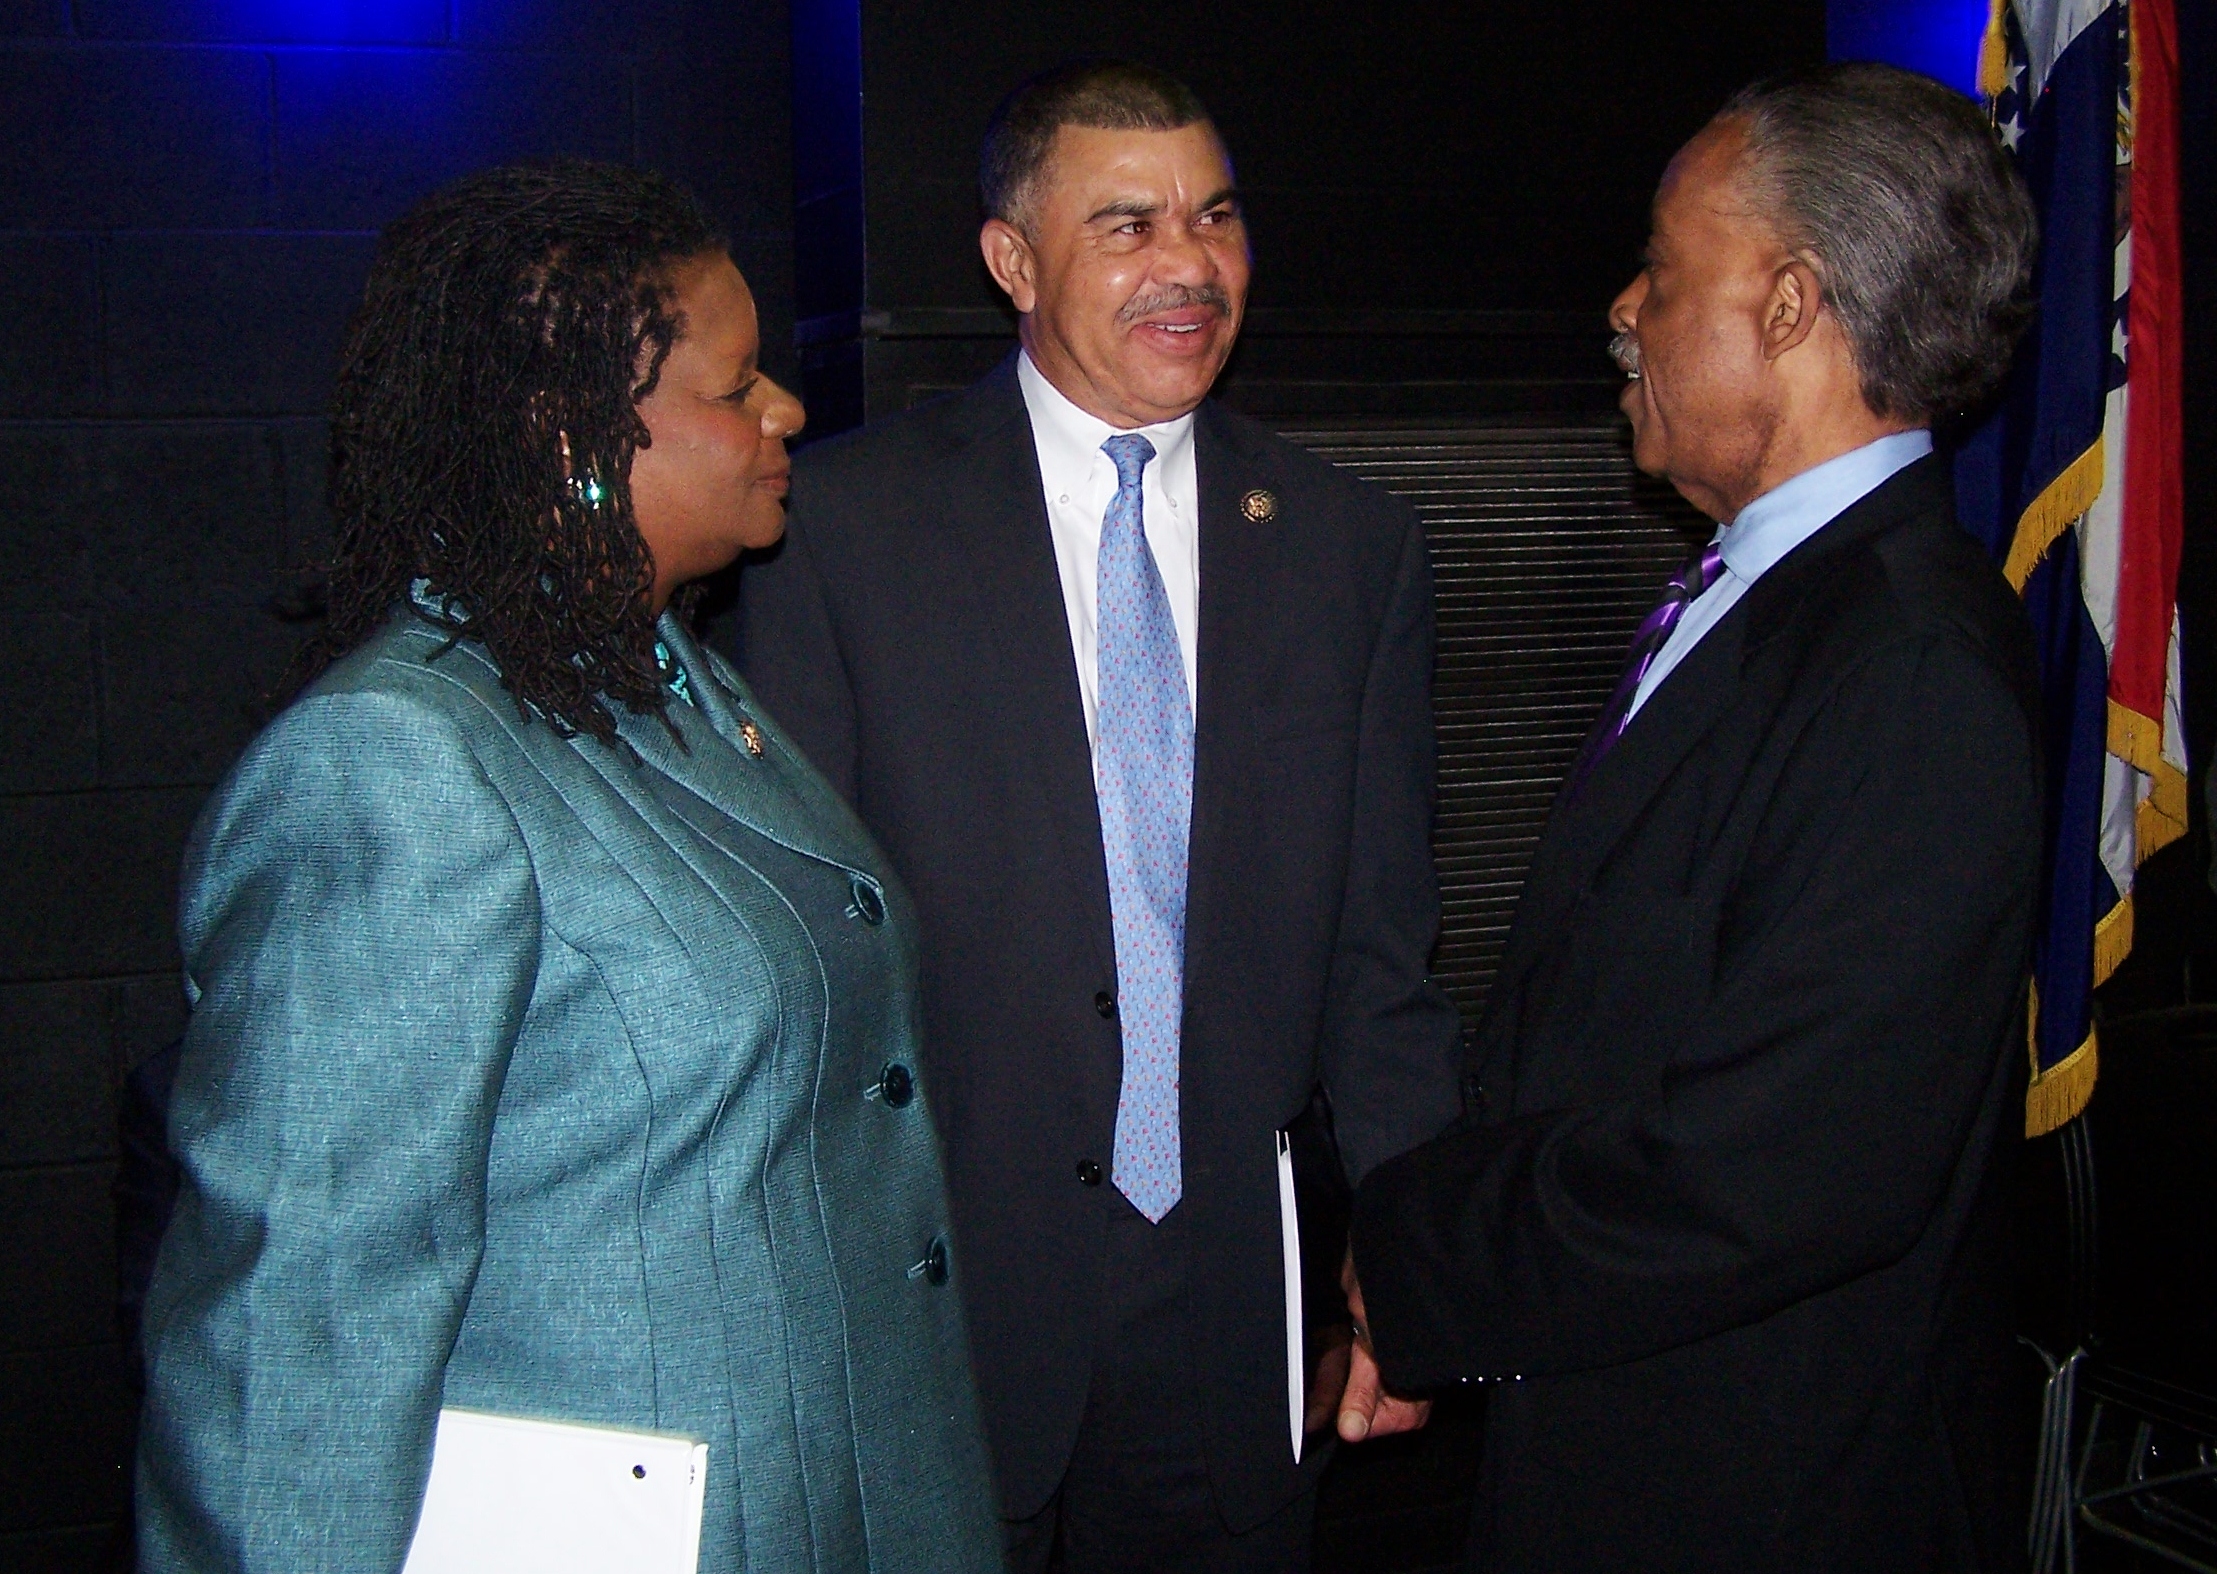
[137,602,1002,1574]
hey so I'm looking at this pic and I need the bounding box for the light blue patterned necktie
[1095,432,1191,1224]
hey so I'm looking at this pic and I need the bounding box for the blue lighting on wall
[1828,0,1991,99]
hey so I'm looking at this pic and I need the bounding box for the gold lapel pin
[1240,488,1279,524]
[739,718,765,759]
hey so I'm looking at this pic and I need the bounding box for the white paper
[402,1407,708,1574]
[1277,1129,1305,1463]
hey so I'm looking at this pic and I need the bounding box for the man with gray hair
[1336,64,2045,1571]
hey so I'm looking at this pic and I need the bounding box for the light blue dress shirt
[1627,430,1934,719]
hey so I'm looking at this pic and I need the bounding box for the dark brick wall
[0,4,792,1564]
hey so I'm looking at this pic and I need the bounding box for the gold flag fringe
[2108,699,2191,859]
[2093,893,2134,989]
[2088,701,2192,987]
[2004,441,2105,590]
[2026,1021,2099,1137]
[2020,705,2186,1137]
[2139,782,2187,861]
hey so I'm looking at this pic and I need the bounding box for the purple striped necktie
[1563,540,1726,799]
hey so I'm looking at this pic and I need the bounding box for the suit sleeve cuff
[1349,1120,1491,1393]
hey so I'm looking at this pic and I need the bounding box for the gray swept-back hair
[1719,63,2038,424]
[979,60,1214,236]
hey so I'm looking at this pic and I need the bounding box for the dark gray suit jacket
[722,359,1465,1525]
[1353,456,2043,1572]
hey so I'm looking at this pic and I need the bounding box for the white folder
[1277,1129,1307,1464]
[401,1407,708,1574]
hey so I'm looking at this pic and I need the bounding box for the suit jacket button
[908,1234,949,1285]
[846,876,886,926]
[1094,991,1116,1019]
[1076,1159,1103,1187]
[877,1062,914,1108]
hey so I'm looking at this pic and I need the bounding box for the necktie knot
[1562,537,1730,800]
[1102,433,1157,492]
[1675,542,1726,602]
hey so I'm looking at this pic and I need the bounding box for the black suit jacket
[1352,456,2042,1572]
[722,359,1464,1524]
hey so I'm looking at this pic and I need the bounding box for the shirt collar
[1017,348,1197,486]
[1718,429,1934,582]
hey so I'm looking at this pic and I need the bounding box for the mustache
[1609,331,1643,379]
[1118,283,1234,324]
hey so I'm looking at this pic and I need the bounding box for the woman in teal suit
[136,161,1001,1574]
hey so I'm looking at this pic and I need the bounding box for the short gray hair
[979,60,1213,235]
[1719,63,2038,424]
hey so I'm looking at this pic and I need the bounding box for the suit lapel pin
[739,718,766,758]
[1239,488,1279,524]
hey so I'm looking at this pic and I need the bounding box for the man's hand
[1337,1247,1432,1443]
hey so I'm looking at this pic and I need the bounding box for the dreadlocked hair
[288,158,725,742]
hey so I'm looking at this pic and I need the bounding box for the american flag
[1955,0,2188,1136]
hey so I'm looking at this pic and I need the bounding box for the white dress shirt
[1016,349,1201,753]
[1628,429,1935,719]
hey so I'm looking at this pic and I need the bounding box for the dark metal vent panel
[1283,420,1708,1024]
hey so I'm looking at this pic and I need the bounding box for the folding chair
[2024,1005,2217,1573]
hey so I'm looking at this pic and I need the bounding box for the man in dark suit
[1340,65,2045,1572]
[726,61,1463,1573]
